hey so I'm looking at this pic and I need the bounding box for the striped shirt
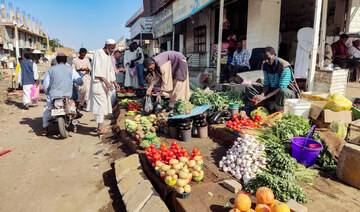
[231,48,250,69]
[263,58,292,88]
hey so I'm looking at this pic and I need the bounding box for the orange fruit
[228,208,240,212]
[255,204,271,212]
[272,202,290,212]
[234,194,252,211]
[269,199,280,211]
[256,187,275,204]
[247,209,256,212]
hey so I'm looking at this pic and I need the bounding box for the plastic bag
[250,106,269,119]
[30,84,40,101]
[329,120,347,139]
[144,96,153,114]
[324,94,352,112]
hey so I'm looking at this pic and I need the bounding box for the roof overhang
[125,6,144,27]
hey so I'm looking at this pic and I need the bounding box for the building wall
[183,6,211,67]
[247,0,281,54]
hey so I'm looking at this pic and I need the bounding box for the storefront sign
[130,17,153,39]
[153,5,173,38]
[173,0,213,24]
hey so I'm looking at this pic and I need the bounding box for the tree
[43,38,64,52]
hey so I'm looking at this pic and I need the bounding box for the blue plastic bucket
[291,126,323,167]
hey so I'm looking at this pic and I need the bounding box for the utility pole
[13,20,23,64]
[216,0,224,83]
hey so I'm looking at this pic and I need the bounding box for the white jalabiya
[87,49,116,123]
[123,49,139,88]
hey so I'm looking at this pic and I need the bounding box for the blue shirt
[42,64,83,96]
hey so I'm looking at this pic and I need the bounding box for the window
[194,26,206,53]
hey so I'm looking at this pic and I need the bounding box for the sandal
[41,128,48,136]
[97,126,112,135]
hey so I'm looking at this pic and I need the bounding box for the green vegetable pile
[174,98,194,115]
[125,119,138,133]
[248,114,337,203]
[140,117,152,131]
[139,136,160,148]
[244,173,308,203]
[190,89,245,110]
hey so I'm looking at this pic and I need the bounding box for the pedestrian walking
[72,48,92,109]
[17,53,39,109]
[87,39,120,135]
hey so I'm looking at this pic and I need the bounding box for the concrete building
[0,1,46,63]
[126,0,360,85]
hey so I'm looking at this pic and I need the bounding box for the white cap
[105,39,116,45]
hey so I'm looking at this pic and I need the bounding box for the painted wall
[247,0,282,54]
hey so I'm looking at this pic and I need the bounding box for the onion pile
[219,135,267,184]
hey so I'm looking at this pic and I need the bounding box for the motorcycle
[51,97,79,138]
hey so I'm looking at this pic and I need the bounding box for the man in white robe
[87,39,119,134]
[123,42,139,88]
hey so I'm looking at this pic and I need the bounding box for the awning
[32,50,44,54]
[3,43,13,50]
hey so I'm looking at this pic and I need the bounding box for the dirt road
[0,78,115,212]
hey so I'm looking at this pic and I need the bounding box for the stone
[222,180,242,193]
[139,193,169,212]
[286,199,308,212]
[337,143,360,189]
[117,169,147,195]
[114,154,141,180]
[123,180,154,212]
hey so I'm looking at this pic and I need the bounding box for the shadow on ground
[102,164,126,212]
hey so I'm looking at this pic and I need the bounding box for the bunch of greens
[190,89,245,110]
[244,172,308,203]
[174,99,194,115]
[264,142,298,181]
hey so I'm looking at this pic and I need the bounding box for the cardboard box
[309,101,327,120]
[323,109,353,124]
[314,109,353,128]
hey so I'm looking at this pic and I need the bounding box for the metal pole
[307,0,323,91]
[319,0,328,68]
[216,0,225,83]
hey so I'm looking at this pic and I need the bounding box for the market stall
[113,85,359,211]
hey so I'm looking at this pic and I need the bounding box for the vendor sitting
[244,46,296,111]
[229,40,250,82]
[331,33,352,68]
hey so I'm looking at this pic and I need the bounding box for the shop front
[153,4,173,54]
[130,17,155,56]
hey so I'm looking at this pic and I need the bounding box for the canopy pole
[319,0,328,68]
[172,25,175,50]
[216,0,225,83]
[307,0,323,91]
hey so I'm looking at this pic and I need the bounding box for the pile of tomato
[226,113,262,132]
[145,141,203,167]
[118,89,136,94]
[127,102,142,111]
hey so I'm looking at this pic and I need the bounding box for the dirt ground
[0,76,122,212]
[345,82,360,100]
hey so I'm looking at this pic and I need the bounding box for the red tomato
[161,143,166,148]
[150,144,155,149]
[193,148,199,153]
[147,156,151,160]
[172,141,177,146]
[166,156,170,161]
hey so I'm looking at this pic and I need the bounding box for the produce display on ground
[145,142,205,199]
[219,135,267,184]
[230,187,291,212]
[174,99,194,115]
[190,89,245,111]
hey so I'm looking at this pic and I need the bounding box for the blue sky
[10,0,143,50]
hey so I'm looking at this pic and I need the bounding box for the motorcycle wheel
[58,117,69,138]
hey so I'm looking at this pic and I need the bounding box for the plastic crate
[284,99,312,118]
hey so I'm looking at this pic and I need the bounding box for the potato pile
[187,156,204,181]
[148,111,168,131]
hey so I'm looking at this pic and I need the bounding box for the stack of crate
[313,69,348,96]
